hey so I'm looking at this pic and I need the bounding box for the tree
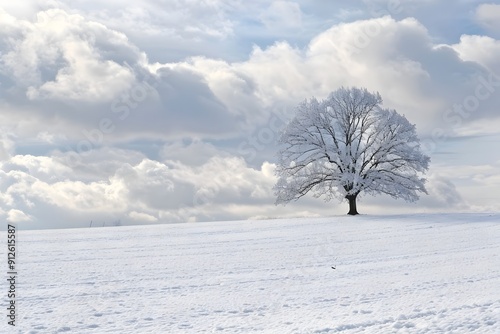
[274,87,430,215]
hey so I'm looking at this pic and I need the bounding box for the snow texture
[275,87,430,205]
[4,213,499,333]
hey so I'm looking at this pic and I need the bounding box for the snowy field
[4,213,500,333]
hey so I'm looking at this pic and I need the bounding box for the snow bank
[7,213,500,333]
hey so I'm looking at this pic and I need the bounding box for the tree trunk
[346,194,359,215]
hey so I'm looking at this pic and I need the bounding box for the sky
[0,0,499,229]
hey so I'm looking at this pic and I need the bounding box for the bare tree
[274,87,430,215]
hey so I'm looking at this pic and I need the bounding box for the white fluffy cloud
[0,9,137,102]
[0,148,280,228]
[451,35,500,74]
[7,209,32,223]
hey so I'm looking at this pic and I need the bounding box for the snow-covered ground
[4,213,500,333]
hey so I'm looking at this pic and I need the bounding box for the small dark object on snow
[331,266,336,269]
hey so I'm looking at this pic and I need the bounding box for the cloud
[260,1,303,31]
[129,211,158,222]
[0,8,245,143]
[159,139,231,166]
[426,175,467,208]
[3,11,500,145]
[0,147,281,227]
[0,133,15,160]
[1,145,497,228]
[158,16,499,144]
[475,3,500,37]
[210,16,499,136]
[7,209,32,222]
[454,117,500,137]
[77,0,233,40]
[0,9,137,102]
[426,161,500,213]
[15,0,236,64]
[112,159,175,211]
[188,157,276,204]
[451,35,500,74]
[3,154,72,179]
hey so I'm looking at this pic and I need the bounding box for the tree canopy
[274,87,430,215]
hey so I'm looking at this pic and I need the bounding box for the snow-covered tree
[274,87,430,215]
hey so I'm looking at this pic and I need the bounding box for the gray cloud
[426,175,467,208]
[0,9,248,145]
